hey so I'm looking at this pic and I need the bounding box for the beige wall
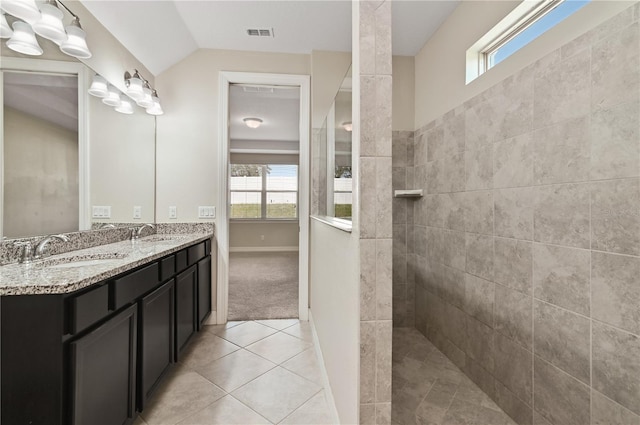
[89,94,156,223]
[414,0,635,127]
[392,55,414,131]
[230,222,299,250]
[4,107,78,238]
[155,49,310,223]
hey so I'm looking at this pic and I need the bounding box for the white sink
[40,253,127,269]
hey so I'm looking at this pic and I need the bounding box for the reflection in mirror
[3,71,79,238]
[1,56,157,241]
[312,65,352,222]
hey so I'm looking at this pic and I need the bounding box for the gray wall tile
[495,283,533,350]
[533,357,590,425]
[592,251,640,335]
[494,133,534,189]
[533,244,590,316]
[592,321,640,415]
[466,233,494,281]
[495,187,534,240]
[534,301,590,384]
[465,146,494,191]
[464,191,494,235]
[494,332,533,404]
[494,238,533,295]
[592,390,640,425]
[464,273,494,327]
[534,183,590,249]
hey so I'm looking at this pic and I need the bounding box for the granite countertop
[0,233,213,296]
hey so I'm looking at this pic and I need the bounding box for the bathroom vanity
[0,233,214,425]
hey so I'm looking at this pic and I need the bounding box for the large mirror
[313,65,352,222]
[1,45,156,240]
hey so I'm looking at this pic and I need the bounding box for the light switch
[133,206,142,219]
[92,206,111,218]
[198,206,215,218]
[169,206,177,219]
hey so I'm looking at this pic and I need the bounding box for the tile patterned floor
[392,328,516,425]
[135,320,334,425]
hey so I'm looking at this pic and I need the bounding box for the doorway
[217,72,310,324]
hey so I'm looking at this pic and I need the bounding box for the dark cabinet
[175,266,197,358]
[1,238,213,425]
[197,256,212,329]
[138,279,174,410]
[70,305,137,425]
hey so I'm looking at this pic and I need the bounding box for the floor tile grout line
[274,387,325,425]
[225,392,278,425]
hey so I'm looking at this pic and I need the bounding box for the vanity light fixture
[124,70,145,101]
[146,90,164,116]
[88,74,108,97]
[115,97,134,114]
[102,84,121,106]
[243,117,263,129]
[32,0,66,44]
[59,16,91,58]
[6,20,42,55]
[136,83,154,109]
[0,13,13,38]
[0,0,41,24]
[342,121,352,132]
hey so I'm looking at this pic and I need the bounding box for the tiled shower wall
[411,5,640,425]
[392,130,415,328]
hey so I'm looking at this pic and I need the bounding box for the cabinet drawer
[175,250,187,273]
[69,284,110,334]
[187,242,205,266]
[111,263,160,310]
[159,255,175,281]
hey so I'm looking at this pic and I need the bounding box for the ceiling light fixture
[0,0,41,24]
[342,121,352,132]
[32,0,66,44]
[243,118,263,129]
[124,70,145,101]
[124,70,164,115]
[0,13,13,38]
[6,20,42,55]
[88,74,108,98]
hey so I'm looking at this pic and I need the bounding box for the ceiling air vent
[246,28,274,37]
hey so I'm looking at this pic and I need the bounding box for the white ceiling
[80,0,460,76]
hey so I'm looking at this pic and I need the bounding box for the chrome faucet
[17,234,70,263]
[99,223,116,229]
[131,223,155,240]
[34,234,70,259]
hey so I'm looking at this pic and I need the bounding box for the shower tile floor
[392,328,516,425]
[134,320,333,425]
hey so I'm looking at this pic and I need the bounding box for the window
[230,164,298,220]
[467,0,590,82]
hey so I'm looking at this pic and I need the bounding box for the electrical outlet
[198,206,216,219]
[92,206,111,218]
[169,206,177,219]
[133,206,142,219]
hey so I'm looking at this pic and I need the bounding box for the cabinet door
[175,266,197,358]
[139,279,174,410]
[70,305,137,425]
[197,256,212,329]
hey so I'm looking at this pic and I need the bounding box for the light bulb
[243,118,263,129]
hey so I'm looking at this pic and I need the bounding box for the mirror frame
[0,57,90,239]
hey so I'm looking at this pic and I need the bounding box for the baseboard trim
[308,309,341,425]
[229,246,299,253]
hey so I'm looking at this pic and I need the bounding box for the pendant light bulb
[0,13,13,38]
[88,74,108,98]
[32,0,66,44]
[125,71,145,101]
[0,0,41,24]
[6,20,42,55]
[342,121,352,132]
[60,17,91,59]
[115,97,134,114]
[102,85,121,106]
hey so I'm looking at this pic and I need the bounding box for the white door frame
[217,72,310,323]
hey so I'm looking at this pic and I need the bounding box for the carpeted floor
[228,251,299,321]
